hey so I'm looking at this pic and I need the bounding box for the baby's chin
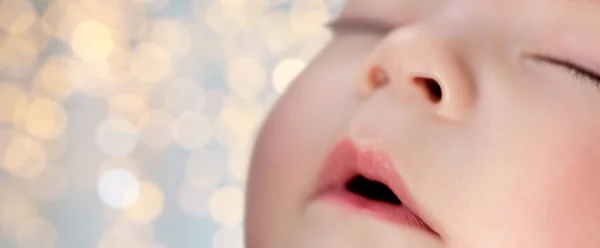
[283,200,442,248]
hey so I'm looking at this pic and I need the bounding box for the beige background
[0,0,344,247]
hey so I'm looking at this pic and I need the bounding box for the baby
[245,0,600,247]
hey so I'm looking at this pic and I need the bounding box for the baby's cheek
[519,134,600,247]
[473,87,600,247]
[462,115,600,248]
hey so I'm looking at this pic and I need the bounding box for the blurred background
[0,0,345,247]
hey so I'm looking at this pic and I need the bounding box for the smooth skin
[246,0,600,247]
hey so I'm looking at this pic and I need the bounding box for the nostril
[368,65,390,88]
[414,77,442,103]
[366,66,443,104]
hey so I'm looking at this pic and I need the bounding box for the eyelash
[541,57,600,89]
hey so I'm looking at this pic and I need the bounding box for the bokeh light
[290,0,331,35]
[186,149,226,190]
[15,216,58,248]
[97,168,140,209]
[0,0,342,246]
[139,110,173,150]
[212,225,244,248]
[95,219,148,248]
[227,145,252,184]
[272,58,306,94]
[129,42,172,84]
[45,133,68,159]
[139,0,170,14]
[124,181,165,223]
[173,111,212,150]
[3,135,48,178]
[226,57,267,98]
[0,129,14,159]
[24,97,69,140]
[99,158,141,178]
[208,186,245,227]
[96,118,139,157]
[0,33,39,78]
[149,20,192,59]
[26,165,69,201]
[259,11,298,53]
[70,19,115,62]
[108,93,146,112]
[203,89,228,119]
[178,182,213,218]
[0,83,26,124]
[0,187,39,238]
[68,58,115,97]
[214,95,264,148]
[36,56,75,100]
[165,78,206,114]
[205,0,247,37]
[109,104,152,130]
[0,0,37,34]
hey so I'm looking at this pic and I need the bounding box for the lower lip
[318,188,435,233]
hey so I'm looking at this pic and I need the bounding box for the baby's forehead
[341,0,600,16]
[339,0,600,32]
[338,0,416,26]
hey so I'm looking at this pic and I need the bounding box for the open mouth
[315,138,436,235]
[346,175,402,205]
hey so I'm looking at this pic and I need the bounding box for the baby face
[246,0,600,247]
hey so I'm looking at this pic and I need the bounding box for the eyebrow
[326,17,397,36]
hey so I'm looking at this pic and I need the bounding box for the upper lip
[315,137,436,233]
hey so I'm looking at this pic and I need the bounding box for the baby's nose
[359,25,475,121]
